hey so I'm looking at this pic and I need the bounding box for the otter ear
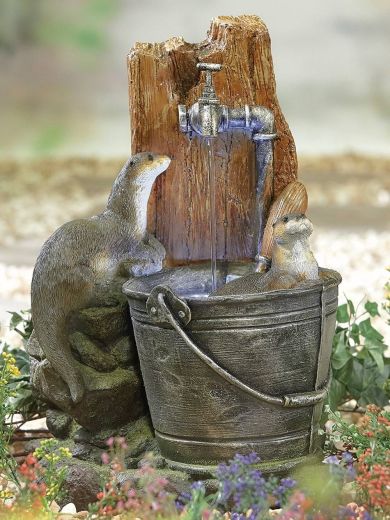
[128,159,135,167]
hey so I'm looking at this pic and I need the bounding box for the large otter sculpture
[30,153,170,408]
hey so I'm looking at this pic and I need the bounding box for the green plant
[0,352,21,490]
[89,437,176,518]
[33,439,72,506]
[329,297,390,410]
[0,440,72,518]
[326,405,390,515]
[1,310,46,420]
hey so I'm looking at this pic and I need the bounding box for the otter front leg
[118,236,166,278]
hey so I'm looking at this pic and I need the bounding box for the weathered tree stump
[128,15,297,265]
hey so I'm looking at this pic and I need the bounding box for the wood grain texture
[128,15,297,265]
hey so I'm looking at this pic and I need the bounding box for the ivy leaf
[347,359,364,397]
[8,311,24,330]
[336,304,350,323]
[364,301,380,317]
[368,347,385,373]
[358,386,389,408]
[359,318,384,342]
[347,299,355,315]
[332,332,352,370]
[350,323,360,345]
[328,378,346,411]
[333,358,353,386]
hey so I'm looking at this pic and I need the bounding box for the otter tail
[31,266,93,404]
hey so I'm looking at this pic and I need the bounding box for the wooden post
[128,15,297,265]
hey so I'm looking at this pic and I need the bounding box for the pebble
[60,502,77,514]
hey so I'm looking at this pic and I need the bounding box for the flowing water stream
[205,138,217,293]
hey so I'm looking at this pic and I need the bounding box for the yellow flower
[0,489,14,499]
[9,365,20,377]
[59,447,72,459]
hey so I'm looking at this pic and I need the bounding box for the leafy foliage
[326,405,390,514]
[329,296,390,410]
[1,310,46,419]
[0,352,22,489]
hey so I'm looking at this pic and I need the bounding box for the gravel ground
[0,154,389,343]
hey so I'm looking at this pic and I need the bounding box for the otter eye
[283,216,289,223]
[148,154,153,161]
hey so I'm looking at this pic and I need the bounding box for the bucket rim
[123,267,342,304]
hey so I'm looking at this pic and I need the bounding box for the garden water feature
[123,58,341,474]
[25,15,342,493]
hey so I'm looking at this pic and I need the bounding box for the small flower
[365,404,381,415]
[101,452,110,465]
[106,436,115,448]
[342,452,354,464]
[323,455,340,465]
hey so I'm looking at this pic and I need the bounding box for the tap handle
[197,63,222,72]
[197,62,222,87]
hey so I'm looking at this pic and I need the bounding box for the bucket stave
[123,265,341,474]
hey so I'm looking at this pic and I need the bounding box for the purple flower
[338,506,358,518]
[323,455,340,465]
[346,464,357,480]
[280,477,296,489]
[342,451,354,464]
[175,500,185,512]
[191,481,204,491]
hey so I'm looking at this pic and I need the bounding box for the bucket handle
[146,285,329,409]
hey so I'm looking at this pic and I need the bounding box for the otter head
[272,213,313,245]
[127,152,171,187]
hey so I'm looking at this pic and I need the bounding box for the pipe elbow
[248,106,275,134]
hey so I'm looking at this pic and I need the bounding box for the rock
[50,500,61,513]
[61,460,108,511]
[34,362,146,432]
[72,441,104,465]
[69,332,118,372]
[117,468,191,496]
[124,416,156,457]
[69,300,131,344]
[72,366,146,431]
[27,280,149,435]
[60,502,77,514]
[46,409,74,439]
[72,442,92,459]
[110,335,137,367]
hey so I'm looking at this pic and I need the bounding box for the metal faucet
[178,62,277,264]
[178,63,277,142]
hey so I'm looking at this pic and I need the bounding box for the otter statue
[28,153,170,431]
[212,213,319,296]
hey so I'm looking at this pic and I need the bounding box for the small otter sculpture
[212,213,319,296]
[31,152,170,404]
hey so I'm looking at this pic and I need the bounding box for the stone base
[27,276,148,433]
